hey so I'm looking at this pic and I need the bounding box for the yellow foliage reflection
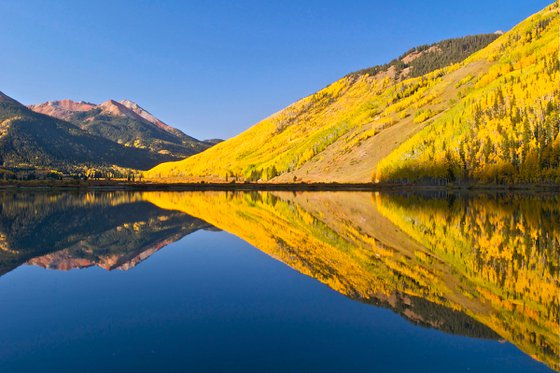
[142,191,559,370]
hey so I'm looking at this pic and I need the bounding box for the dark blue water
[0,229,552,372]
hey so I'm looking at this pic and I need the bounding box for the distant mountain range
[145,3,558,185]
[0,92,164,172]
[0,92,218,175]
[30,98,215,159]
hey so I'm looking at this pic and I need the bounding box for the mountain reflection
[0,190,557,370]
[142,190,559,370]
[0,192,213,274]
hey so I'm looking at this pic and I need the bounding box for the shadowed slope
[0,92,170,170]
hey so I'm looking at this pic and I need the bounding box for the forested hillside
[377,3,559,184]
[145,3,558,185]
[351,33,499,79]
[30,99,211,160]
[0,92,169,173]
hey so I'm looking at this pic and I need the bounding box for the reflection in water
[0,192,213,275]
[376,193,560,369]
[0,191,557,370]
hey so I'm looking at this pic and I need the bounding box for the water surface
[0,191,557,372]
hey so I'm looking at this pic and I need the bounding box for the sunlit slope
[145,35,501,182]
[142,191,558,369]
[146,5,555,184]
[377,3,559,183]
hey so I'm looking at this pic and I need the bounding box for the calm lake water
[0,191,557,372]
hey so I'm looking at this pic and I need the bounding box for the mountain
[119,99,185,137]
[27,99,96,121]
[145,3,558,184]
[202,138,224,146]
[0,92,171,172]
[30,98,211,160]
[350,33,500,79]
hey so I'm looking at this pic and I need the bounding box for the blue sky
[0,0,552,139]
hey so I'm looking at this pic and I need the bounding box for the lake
[0,190,557,372]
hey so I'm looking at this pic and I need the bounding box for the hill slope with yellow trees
[377,3,559,184]
[145,3,558,184]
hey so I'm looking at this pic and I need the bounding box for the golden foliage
[377,4,560,183]
[144,4,559,185]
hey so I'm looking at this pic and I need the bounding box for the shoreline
[0,180,558,192]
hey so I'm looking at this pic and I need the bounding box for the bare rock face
[29,99,96,121]
[97,99,146,120]
[30,98,182,136]
[119,99,181,136]
[27,252,95,271]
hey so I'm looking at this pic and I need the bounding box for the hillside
[30,98,211,160]
[350,33,499,79]
[145,3,558,184]
[0,92,171,172]
[376,4,559,184]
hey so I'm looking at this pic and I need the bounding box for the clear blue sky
[0,0,551,140]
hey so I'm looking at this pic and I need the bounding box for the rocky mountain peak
[118,99,180,135]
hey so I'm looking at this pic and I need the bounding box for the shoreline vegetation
[0,179,558,192]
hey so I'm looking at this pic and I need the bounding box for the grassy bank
[0,179,558,192]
